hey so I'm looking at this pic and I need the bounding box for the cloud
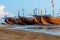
[0,5,5,11]
[0,5,14,19]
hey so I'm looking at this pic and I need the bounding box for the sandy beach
[0,26,60,40]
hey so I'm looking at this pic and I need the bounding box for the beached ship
[4,0,60,25]
[32,10,60,25]
[4,9,36,25]
[4,9,60,25]
[4,16,35,25]
[5,17,18,24]
[4,15,60,25]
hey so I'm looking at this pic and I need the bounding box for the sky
[0,0,60,23]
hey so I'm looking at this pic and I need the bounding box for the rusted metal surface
[5,15,60,25]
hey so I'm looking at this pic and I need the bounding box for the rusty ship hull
[33,15,60,25]
[4,15,60,25]
[5,17,36,25]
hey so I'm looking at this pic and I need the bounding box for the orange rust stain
[49,17,60,24]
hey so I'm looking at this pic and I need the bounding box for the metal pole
[18,10,20,17]
[35,8,37,15]
[51,0,54,16]
[45,9,46,15]
[22,9,24,17]
[33,9,36,15]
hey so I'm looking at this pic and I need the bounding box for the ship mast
[33,8,38,15]
[33,9,36,15]
[40,10,43,16]
[35,8,38,15]
[51,0,54,16]
[45,8,47,15]
[57,9,60,17]
[22,9,24,17]
[18,10,20,18]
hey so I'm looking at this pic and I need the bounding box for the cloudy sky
[0,0,60,23]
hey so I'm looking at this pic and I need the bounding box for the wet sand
[0,26,60,40]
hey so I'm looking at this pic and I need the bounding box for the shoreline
[0,28,60,40]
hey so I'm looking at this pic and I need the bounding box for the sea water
[0,24,60,36]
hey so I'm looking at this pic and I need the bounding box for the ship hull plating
[5,15,60,25]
